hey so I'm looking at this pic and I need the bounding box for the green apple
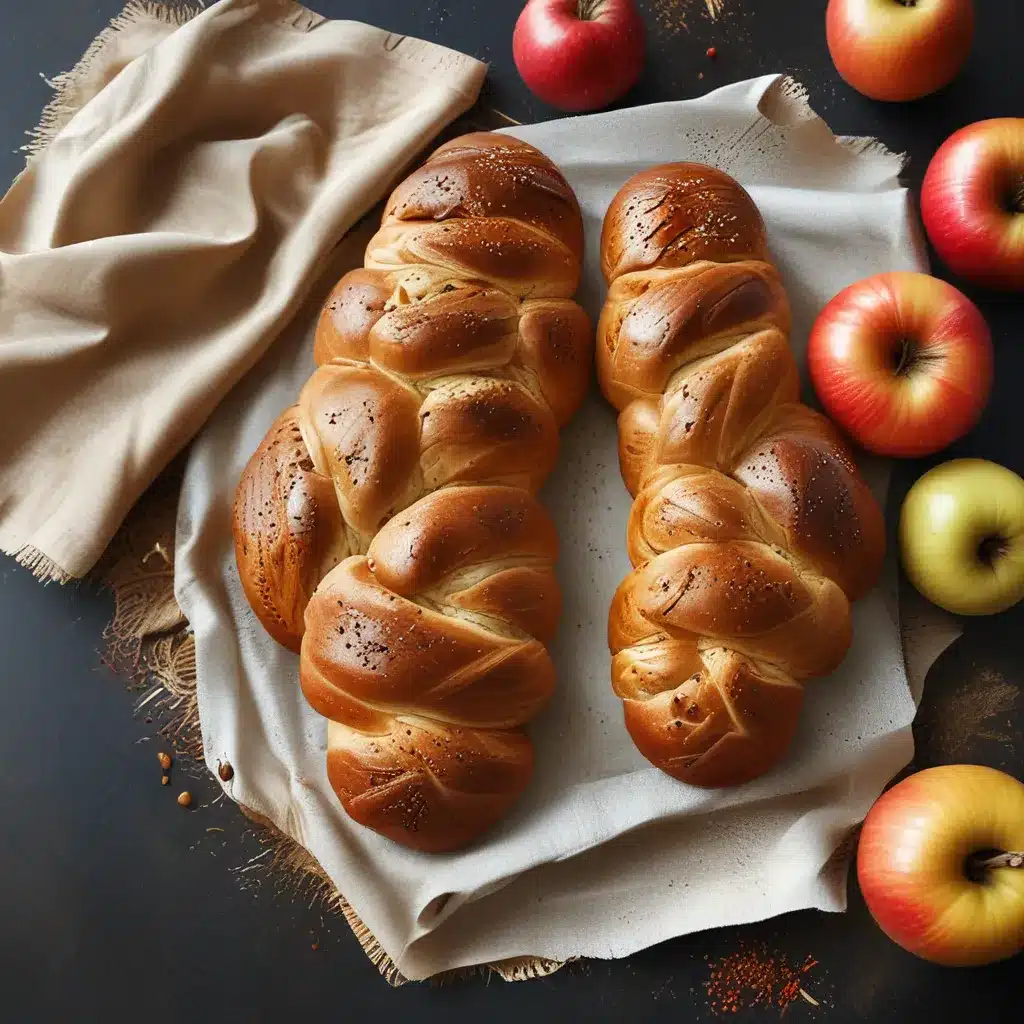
[900,459,1024,616]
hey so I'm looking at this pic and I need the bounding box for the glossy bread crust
[599,163,885,788]
[233,133,590,851]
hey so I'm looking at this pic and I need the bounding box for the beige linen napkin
[0,0,485,581]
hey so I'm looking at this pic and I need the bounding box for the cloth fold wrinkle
[0,0,486,580]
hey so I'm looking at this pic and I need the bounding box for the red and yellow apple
[921,119,1024,291]
[899,459,1024,616]
[826,0,974,103]
[807,271,993,458]
[857,765,1024,966]
[512,0,645,112]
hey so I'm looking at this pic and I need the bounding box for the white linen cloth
[176,74,961,981]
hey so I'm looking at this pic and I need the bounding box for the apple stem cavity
[892,338,927,377]
[891,337,943,378]
[1010,177,1024,215]
[576,0,605,21]
[977,534,1009,565]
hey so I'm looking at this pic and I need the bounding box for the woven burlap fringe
[23,0,557,986]
[11,545,74,584]
[24,0,205,161]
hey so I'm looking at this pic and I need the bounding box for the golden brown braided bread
[233,134,591,850]
[598,164,885,788]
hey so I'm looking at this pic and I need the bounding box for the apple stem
[975,852,1024,870]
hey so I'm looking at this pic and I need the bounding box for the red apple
[826,0,974,103]
[857,765,1024,966]
[921,119,1024,291]
[512,0,645,113]
[807,271,993,458]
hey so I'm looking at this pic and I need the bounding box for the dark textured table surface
[1,2,1022,1021]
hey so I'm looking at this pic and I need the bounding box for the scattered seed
[218,761,234,782]
[158,751,172,771]
[177,791,193,808]
[161,775,170,786]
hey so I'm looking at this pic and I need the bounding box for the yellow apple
[899,459,1024,615]
[857,765,1024,966]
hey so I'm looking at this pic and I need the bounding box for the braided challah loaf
[598,164,886,788]
[233,134,591,851]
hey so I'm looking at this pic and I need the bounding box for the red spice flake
[704,943,819,1015]
[707,46,718,59]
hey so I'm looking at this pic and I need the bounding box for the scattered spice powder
[704,943,819,1015]
[915,667,1018,760]
[650,0,728,38]
[651,0,688,37]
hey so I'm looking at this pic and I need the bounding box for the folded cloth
[0,0,485,581]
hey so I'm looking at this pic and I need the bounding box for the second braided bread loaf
[598,164,886,788]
